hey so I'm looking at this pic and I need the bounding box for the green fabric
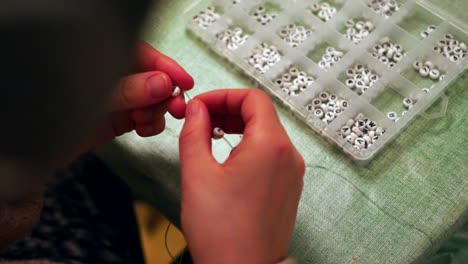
[97,0,468,263]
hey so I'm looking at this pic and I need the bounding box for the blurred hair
[0,0,152,200]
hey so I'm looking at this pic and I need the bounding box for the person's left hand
[89,41,194,150]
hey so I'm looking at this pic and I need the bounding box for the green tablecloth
[97,0,468,263]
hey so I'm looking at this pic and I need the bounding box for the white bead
[387,112,398,121]
[325,112,336,121]
[314,108,324,118]
[354,113,365,121]
[419,67,430,77]
[212,127,225,139]
[413,61,423,70]
[424,61,434,70]
[171,86,181,97]
[346,119,355,127]
[340,100,350,109]
[429,69,440,80]
[346,79,356,89]
[354,138,366,149]
[319,92,329,101]
[352,126,363,136]
[403,98,413,108]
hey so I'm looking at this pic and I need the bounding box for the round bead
[314,108,324,118]
[319,92,330,101]
[341,126,351,136]
[429,69,440,80]
[387,112,398,121]
[212,127,225,139]
[340,100,350,108]
[403,98,413,108]
[413,61,423,70]
[325,112,336,121]
[424,61,434,70]
[354,138,366,149]
[419,67,430,77]
[171,86,182,97]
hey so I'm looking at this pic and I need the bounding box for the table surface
[97,0,468,263]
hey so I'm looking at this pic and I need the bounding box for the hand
[84,41,194,151]
[179,89,305,264]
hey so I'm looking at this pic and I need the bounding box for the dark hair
[0,0,151,198]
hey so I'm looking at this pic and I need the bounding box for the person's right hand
[179,89,305,264]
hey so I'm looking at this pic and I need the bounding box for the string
[164,222,176,261]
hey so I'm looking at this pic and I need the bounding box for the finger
[194,89,286,137]
[135,115,166,137]
[132,104,167,124]
[112,71,173,110]
[179,99,216,173]
[137,42,195,91]
[166,93,187,119]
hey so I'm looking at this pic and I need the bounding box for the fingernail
[147,74,170,99]
[186,100,200,119]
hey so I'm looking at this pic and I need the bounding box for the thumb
[179,99,215,174]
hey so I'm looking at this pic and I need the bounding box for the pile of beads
[338,113,386,150]
[192,6,221,29]
[318,46,345,70]
[370,37,406,67]
[386,97,415,122]
[252,5,279,26]
[247,43,281,74]
[278,24,313,48]
[275,67,315,96]
[216,27,251,50]
[412,60,445,81]
[345,64,380,95]
[308,2,338,22]
[368,0,402,18]
[306,91,350,124]
[344,18,375,44]
[420,25,437,39]
[433,33,467,63]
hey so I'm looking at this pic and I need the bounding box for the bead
[171,86,181,97]
[387,112,398,121]
[341,126,351,136]
[413,61,423,70]
[424,61,434,70]
[340,100,349,109]
[403,98,413,108]
[346,119,355,127]
[429,69,440,80]
[354,138,366,149]
[352,126,363,136]
[354,113,365,121]
[312,98,322,106]
[419,67,429,77]
[212,127,225,139]
[329,94,338,101]
[325,112,336,121]
[314,108,324,118]
[422,88,430,93]
[319,91,330,101]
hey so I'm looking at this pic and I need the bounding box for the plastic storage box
[186,0,468,164]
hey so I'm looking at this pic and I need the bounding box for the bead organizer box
[186,0,468,163]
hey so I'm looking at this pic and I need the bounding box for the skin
[180,90,305,264]
[0,42,305,264]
